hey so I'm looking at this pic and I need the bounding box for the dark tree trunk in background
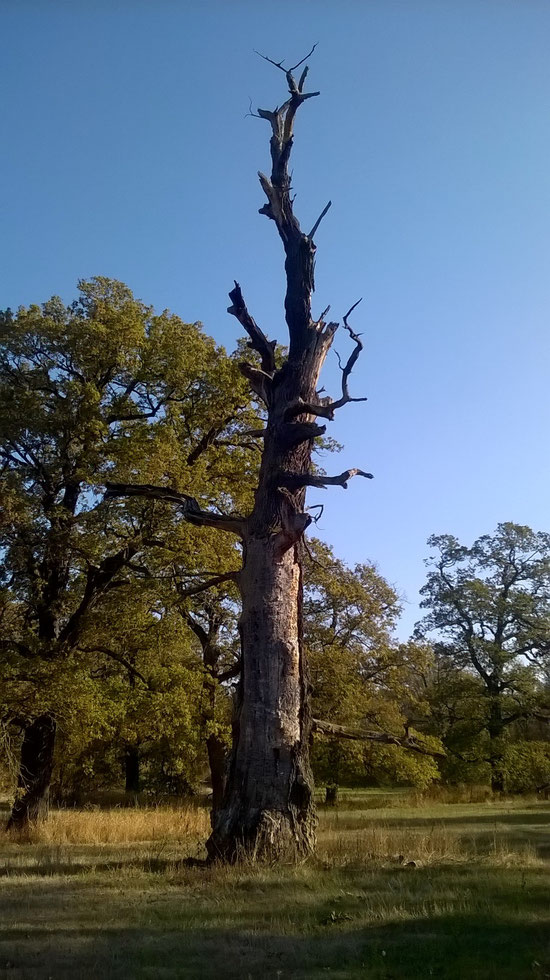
[184,612,232,819]
[207,733,227,815]
[124,744,140,796]
[325,784,339,806]
[488,696,505,793]
[7,714,57,830]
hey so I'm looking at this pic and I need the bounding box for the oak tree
[0,278,255,827]
[417,523,550,791]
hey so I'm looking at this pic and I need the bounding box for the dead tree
[107,49,372,861]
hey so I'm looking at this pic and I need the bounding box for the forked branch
[285,300,367,421]
[254,43,319,77]
[331,299,367,410]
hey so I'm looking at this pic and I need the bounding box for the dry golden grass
[6,803,210,845]
[2,794,547,874]
[407,784,502,805]
[317,822,541,868]
[319,821,465,866]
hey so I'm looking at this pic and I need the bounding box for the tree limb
[278,420,327,449]
[176,571,239,599]
[281,468,373,490]
[238,363,272,405]
[215,661,242,683]
[187,411,245,466]
[254,43,319,76]
[104,482,245,536]
[308,200,332,239]
[227,282,276,374]
[59,538,143,648]
[78,646,149,687]
[312,719,446,758]
[284,300,367,420]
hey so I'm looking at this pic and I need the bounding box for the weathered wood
[207,535,316,860]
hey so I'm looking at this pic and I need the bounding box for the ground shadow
[0,865,548,978]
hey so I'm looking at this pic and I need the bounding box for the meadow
[1,790,549,979]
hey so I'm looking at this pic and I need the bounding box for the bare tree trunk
[7,714,56,830]
[208,536,315,859]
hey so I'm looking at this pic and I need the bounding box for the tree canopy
[417,523,550,790]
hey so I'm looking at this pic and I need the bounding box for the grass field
[1,791,549,979]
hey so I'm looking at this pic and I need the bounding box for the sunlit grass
[6,802,209,845]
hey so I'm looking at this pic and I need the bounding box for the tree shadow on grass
[0,915,548,979]
[0,855,200,878]
[0,865,549,978]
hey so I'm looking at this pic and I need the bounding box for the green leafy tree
[417,523,550,791]
[52,581,209,803]
[305,540,440,796]
[0,277,257,827]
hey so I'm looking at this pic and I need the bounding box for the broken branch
[280,468,373,491]
[227,282,276,374]
[238,362,272,405]
[308,200,332,239]
[278,420,327,449]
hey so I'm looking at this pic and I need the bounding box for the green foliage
[305,539,440,788]
[503,741,550,793]
[0,278,259,797]
[417,523,550,787]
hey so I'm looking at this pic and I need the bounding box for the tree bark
[7,714,56,830]
[205,56,371,861]
[207,535,316,860]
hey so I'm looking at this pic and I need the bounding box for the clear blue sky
[3,0,550,637]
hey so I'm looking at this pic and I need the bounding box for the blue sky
[3,0,550,636]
